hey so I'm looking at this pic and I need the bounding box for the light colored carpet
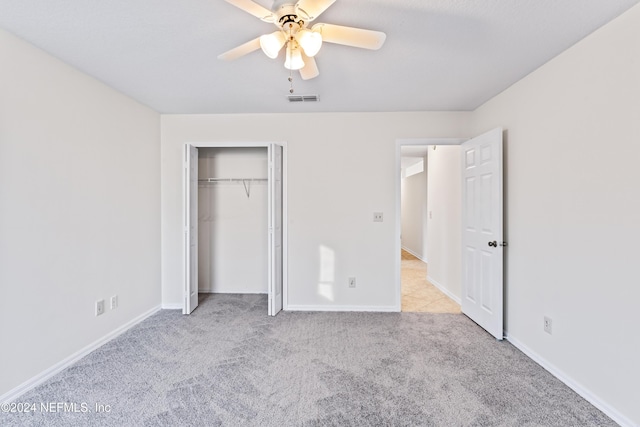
[3,294,614,426]
[401,250,461,314]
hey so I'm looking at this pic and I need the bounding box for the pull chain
[289,71,294,93]
[288,23,294,94]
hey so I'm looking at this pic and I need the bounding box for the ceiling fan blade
[296,0,336,21]
[218,37,262,61]
[224,0,275,22]
[300,54,319,80]
[312,23,386,50]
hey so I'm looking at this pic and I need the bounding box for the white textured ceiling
[1,0,638,114]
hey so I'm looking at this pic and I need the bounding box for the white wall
[400,156,428,260]
[471,4,640,425]
[161,113,471,310]
[198,147,268,294]
[426,146,462,300]
[0,29,161,397]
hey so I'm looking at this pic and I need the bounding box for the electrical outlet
[95,300,105,316]
[110,295,118,310]
[373,212,383,222]
[348,277,356,288]
[544,316,552,334]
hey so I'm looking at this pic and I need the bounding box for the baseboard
[0,305,161,404]
[426,275,462,305]
[161,303,182,310]
[198,290,267,295]
[401,246,427,263]
[505,333,634,427]
[286,305,399,312]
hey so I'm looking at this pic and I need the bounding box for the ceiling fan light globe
[284,45,305,70]
[297,29,323,57]
[260,31,286,59]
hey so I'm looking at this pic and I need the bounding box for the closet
[198,147,268,294]
[184,143,283,316]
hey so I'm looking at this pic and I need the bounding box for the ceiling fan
[218,0,387,80]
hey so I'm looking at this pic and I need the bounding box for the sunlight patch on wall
[318,245,335,301]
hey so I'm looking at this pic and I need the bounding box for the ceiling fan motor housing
[272,0,312,28]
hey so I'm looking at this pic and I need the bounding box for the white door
[461,128,504,339]
[184,144,199,314]
[268,144,283,316]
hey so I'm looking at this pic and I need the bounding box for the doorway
[184,142,286,316]
[395,130,505,339]
[399,143,462,313]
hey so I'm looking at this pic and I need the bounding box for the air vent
[287,94,319,103]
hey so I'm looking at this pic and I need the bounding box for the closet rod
[198,177,266,198]
[198,178,267,183]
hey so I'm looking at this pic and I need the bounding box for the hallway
[401,250,461,313]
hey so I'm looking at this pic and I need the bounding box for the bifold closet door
[268,144,283,316]
[184,144,199,314]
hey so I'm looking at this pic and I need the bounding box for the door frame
[183,141,288,314]
[394,137,467,311]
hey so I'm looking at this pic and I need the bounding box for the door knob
[488,241,497,247]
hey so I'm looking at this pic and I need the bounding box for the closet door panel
[268,144,283,316]
[184,144,199,314]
